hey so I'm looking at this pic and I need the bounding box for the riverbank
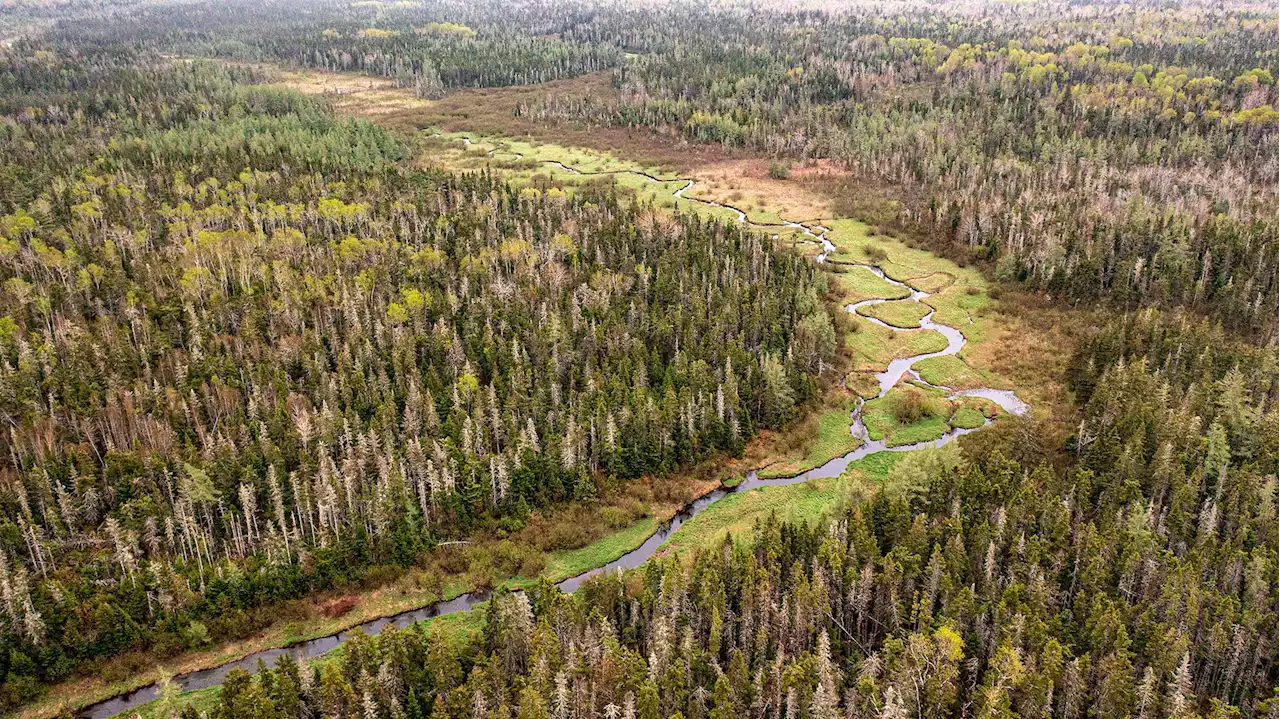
[16,382,870,719]
[21,67,1078,719]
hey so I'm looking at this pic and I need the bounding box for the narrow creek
[79,141,1026,719]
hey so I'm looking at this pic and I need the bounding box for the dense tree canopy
[536,2,1279,339]
[0,1,1274,715]
[32,0,1280,337]
[194,312,1278,718]
[0,52,828,707]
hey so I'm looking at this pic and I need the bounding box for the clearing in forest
[399,130,1030,531]
[65,65,1080,719]
[267,66,1038,535]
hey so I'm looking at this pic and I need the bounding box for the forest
[0,0,1275,717]
[0,48,827,709]
[180,314,1280,719]
[162,307,1280,719]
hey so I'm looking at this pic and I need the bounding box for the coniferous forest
[0,1,1275,718]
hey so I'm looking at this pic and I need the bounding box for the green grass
[824,220,968,280]
[672,197,747,224]
[911,272,956,293]
[856,299,931,328]
[886,416,950,446]
[435,134,754,230]
[791,241,824,259]
[949,407,987,429]
[827,265,912,304]
[429,133,689,203]
[859,384,1010,444]
[758,407,861,478]
[960,395,1003,417]
[861,386,952,447]
[822,220,876,263]
[925,284,990,336]
[538,514,666,582]
[845,318,948,372]
[912,355,1007,390]
[747,209,786,225]
[660,452,907,554]
[816,220,1017,395]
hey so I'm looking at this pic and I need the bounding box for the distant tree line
[0,52,830,707]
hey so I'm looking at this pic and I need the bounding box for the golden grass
[686,158,833,222]
[271,66,731,171]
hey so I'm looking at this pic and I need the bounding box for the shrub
[319,597,358,619]
[518,552,546,579]
[862,244,888,263]
[435,544,469,574]
[493,539,546,578]
[542,520,593,551]
[601,505,631,529]
[414,570,445,602]
[768,161,791,179]
[465,553,496,591]
[151,631,184,659]
[895,390,925,424]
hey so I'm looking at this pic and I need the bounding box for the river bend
[79,140,1026,719]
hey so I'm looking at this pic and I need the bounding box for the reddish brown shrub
[321,596,359,619]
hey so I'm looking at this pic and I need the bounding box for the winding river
[78,140,1026,719]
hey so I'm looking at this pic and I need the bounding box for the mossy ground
[924,283,990,339]
[949,407,987,429]
[825,264,911,304]
[825,219,972,284]
[913,355,1008,390]
[861,386,950,446]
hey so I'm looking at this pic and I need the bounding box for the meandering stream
[79,140,1026,719]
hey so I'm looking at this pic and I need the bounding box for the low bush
[320,596,358,619]
[894,389,925,424]
[863,244,888,263]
